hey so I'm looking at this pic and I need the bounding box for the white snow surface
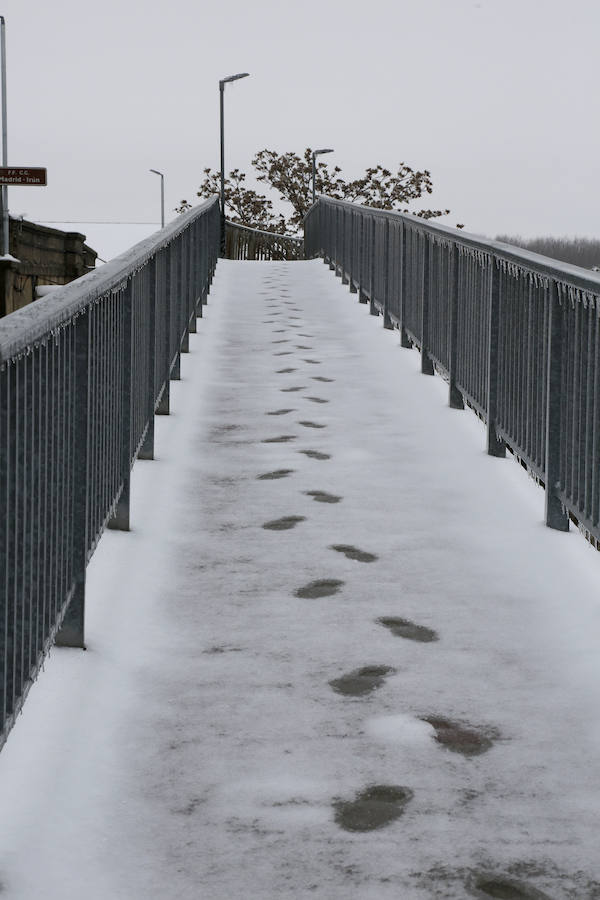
[0,259,599,899]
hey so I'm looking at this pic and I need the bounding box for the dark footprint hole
[470,875,552,899]
[273,329,286,333]
[312,376,334,382]
[272,339,289,344]
[211,423,242,436]
[263,515,306,531]
[303,359,321,365]
[305,490,341,503]
[296,345,312,350]
[257,469,294,480]
[274,351,293,356]
[422,716,495,756]
[295,578,344,599]
[300,450,331,460]
[329,665,395,697]
[377,616,438,643]
[304,396,329,403]
[333,785,413,832]
[298,420,326,429]
[331,544,378,563]
[262,435,296,443]
[276,368,296,374]
[266,409,294,416]
[281,386,306,392]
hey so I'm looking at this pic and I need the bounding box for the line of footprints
[254,273,547,900]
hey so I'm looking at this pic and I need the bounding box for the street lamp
[312,148,334,206]
[0,17,9,256]
[149,169,164,228]
[219,72,249,254]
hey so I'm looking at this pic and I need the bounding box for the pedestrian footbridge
[0,198,599,898]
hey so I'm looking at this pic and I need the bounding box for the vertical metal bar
[545,281,569,530]
[56,312,89,648]
[170,241,181,381]
[328,205,335,270]
[369,217,379,316]
[0,17,9,257]
[399,223,411,347]
[341,208,349,284]
[108,280,132,532]
[448,243,464,408]
[358,214,368,304]
[383,217,393,329]
[139,258,156,459]
[179,239,189,354]
[486,259,506,457]
[420,235,434,375]
[348,210,357,293]
[188,225,197,332]
[591,311,600,528]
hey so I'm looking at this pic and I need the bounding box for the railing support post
[349,210,357,292]
[420,236,434,374]
[369,217,379,316]
[357,215,367,303]
[383,217,393,329]
[486,260,506,457]
[108,279,133,531]
[56,308,89,649]
[448,244,464,409]
[545,280,569,530]
[139,257,157,459]
[169,242,181,381]
[399,223,411,347]
[341,209,349,284]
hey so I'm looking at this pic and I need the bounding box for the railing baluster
[108,279,132,532]
[486,259,506,456]
[383,217,393,330]
[448,243,464,409]
[421,235,434,374]
[56,309,90,648]
[139,257,157,460]
[369,217,379,317]
[545,281,569,530]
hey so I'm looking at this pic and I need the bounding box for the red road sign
[0,167,47,186]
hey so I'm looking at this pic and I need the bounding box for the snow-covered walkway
[1,260,600,899]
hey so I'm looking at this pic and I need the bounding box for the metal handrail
[224,220,304,260]
[305,196,600,544]
[0,197,220,749]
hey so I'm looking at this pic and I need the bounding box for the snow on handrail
[0,197,219,365]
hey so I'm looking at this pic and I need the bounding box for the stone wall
[0,218,97,317]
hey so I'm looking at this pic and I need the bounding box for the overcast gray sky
[1,0,598,259]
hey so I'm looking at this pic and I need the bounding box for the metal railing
[224,220,304,260]
[305,196,600,545]
[0,197,220,749]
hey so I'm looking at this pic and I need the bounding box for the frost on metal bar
[305,196,600,545]
[0,197,220,750]
[223,220,304,261]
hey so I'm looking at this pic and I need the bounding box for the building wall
[0,218,97,317]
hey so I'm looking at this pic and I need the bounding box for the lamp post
[0,17,8,256]
[219,72,249,255]
[312,148,334,206]
[149,169,164,228]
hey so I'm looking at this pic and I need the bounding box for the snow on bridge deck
[0,259,599,899]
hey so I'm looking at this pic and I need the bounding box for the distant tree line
[496,235,600,270]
